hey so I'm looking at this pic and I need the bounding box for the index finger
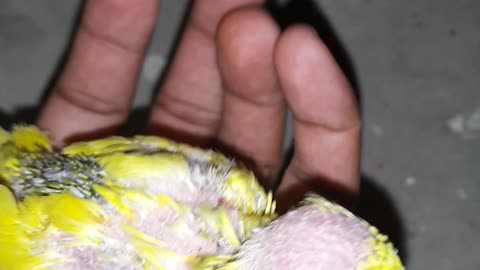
[37,0,158,146]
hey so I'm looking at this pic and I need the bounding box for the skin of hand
[35,0,361,213]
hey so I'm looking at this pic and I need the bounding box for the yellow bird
[0,125,403,270]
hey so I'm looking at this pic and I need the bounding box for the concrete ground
[1,1,479,269]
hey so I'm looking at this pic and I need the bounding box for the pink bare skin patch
[233,205,374,270]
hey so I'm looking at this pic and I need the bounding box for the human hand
[36,0,360,212]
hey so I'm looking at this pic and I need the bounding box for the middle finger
[146,0,265,147]
[215,7,285,185]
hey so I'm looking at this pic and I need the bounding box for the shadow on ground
[357,174,408,263]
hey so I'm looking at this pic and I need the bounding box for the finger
[146,0,264,147]
[37,0,158,146]
[274,25,361,212]
[215,7,284,184]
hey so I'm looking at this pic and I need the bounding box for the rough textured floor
[1,1,479,269]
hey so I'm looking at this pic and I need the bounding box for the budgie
[0,125,404,270]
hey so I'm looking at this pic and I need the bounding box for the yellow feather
[96,151,190,187]
[189,255,236,270]
[0,185,18,222]
[93,184,134,217]
[0,127,11,146]
[62,136,134,156]
[0,186,48,270]
[0,133,18,184]
[41,193,106,242]
[196,206,241,249]
[124,224,192,270]
[11,125,52,152]
[222,168,274,215]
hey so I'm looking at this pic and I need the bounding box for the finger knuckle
[55,86,127,115]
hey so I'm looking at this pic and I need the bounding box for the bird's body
[0,125,403,270]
